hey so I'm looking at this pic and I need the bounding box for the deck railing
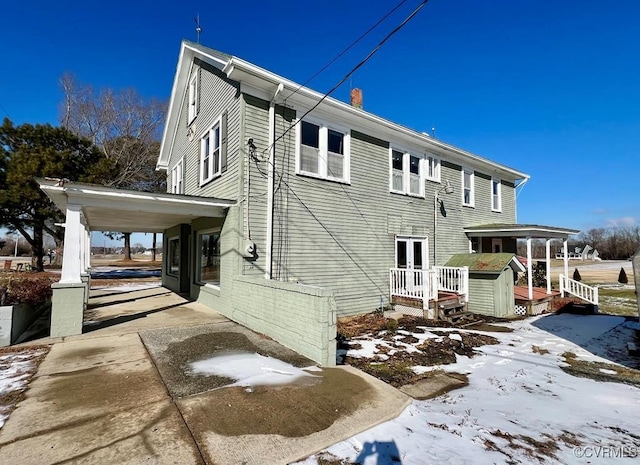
[390,266,469,304]
[433,266,469,301]
[559,274,599,306]
[389,268,436,302]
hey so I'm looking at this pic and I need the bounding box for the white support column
[563,238,569,280]
[526,236,533,300]
[545,239,552,294]
[60,204,83,283]
[84,229,91,272]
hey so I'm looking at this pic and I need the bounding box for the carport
[37,178,234,338]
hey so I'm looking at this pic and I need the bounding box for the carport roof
[37,178,235,233]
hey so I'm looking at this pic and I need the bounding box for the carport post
[545,239,551,294]
[50,203,86,338]
[526,237,533,300]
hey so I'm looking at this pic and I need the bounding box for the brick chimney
[350,88,363,109]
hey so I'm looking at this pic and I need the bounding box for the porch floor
[514,285,560,302]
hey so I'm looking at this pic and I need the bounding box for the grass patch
[561,351,640,387]
[598,287,638,317]
[531,345,550,355]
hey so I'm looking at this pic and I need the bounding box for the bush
[573,268,582,282]
[618,267,628,284]
[0,275,57,306]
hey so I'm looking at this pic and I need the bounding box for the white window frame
[200,117,222,186]
[171,158,184,194]
[425,153,441,182]
[462,167,475,207]
[389,147,424,197]
[295,116,350,184]
[187,71,198,124]
[196,228,221,289]
[491,177,502,212]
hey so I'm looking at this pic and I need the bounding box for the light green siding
[167,59,241,200]
[467,275,496,316]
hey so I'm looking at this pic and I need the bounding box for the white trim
[491,177,502,212]
[295,114,351,184]
[395,235,429,270]
[389,146,425,197]
[462,167,475,207]
[199,116,222,186]
[171,157,184,194]
[425,152,441,182]
[187,70,198,124]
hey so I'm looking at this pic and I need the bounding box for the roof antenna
[194,14,202,43]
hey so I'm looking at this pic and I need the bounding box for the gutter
[514,176,530,222]
[265,82,284,280]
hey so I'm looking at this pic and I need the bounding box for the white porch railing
[390,266,469,304]
[559,274,599,306]
[433,266,469,302]
[389,268,436,302]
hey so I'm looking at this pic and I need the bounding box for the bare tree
[60,74,167,259]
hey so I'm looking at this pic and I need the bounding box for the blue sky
[2,0,638,245]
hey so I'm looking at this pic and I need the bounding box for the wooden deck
[514,286,560,302]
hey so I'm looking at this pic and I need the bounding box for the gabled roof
[464,223,579,239]
[157,40,529,183]
[37,179,234,233]
[445,253,526,273]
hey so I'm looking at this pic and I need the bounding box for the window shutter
[220,110,228,172]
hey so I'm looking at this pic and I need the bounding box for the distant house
[39,40,594,366]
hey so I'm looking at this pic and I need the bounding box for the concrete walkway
[0,286,410,464]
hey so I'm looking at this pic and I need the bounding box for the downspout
[266,82,284,280]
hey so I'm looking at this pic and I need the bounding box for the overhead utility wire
[263,0,429,157]
[286,0,408,100]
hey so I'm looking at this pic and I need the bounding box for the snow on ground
[0,347,48,428]
[551,260,633,272]
[190,353,320,388]
[297,314,640,465]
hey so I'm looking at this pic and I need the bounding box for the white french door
[395,236,429,294]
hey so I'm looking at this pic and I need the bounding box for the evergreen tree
[618,267,628,284]
[0,118,114,271]
[572,268,582,282]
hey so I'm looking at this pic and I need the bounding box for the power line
[264,0,429,157]
[286,0,408,100]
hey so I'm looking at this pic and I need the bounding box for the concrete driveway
[0,285,409,464]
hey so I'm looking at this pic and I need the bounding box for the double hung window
[390,148,423,196]
[462,168,475,207]
[298,119,350,183]
[200,120,221,185]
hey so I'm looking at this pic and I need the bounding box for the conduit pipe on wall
[266,82,284,279]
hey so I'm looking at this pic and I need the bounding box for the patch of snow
[189,352,318,387]
[599,368,617,375]
[448,333,462,341]
[297,314,640,465]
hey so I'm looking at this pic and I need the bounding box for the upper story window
[491,177,501,212]
[390,148,423,197]
[171,158,184,194]
[425,154,440,182]
[200,119,221,185]
[187,71,198,124]
[462,167,475,207]
[297,119,350,183]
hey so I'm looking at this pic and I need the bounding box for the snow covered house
[39,40,595,366]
